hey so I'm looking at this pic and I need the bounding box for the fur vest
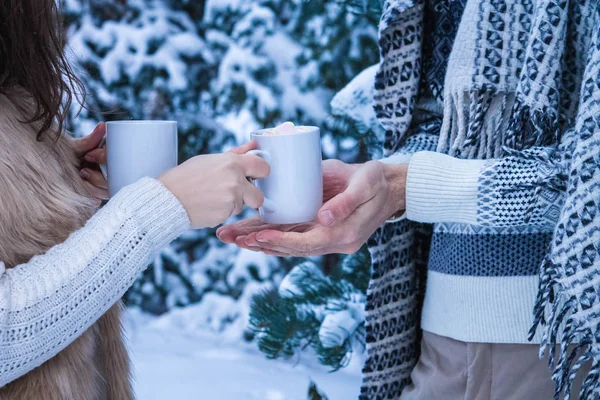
[0,94,133,400]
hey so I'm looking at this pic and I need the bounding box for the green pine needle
[249,254,370,369]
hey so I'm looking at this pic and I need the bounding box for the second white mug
[101,120,178,197]
[249,127,323,224]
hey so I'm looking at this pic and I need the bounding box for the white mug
[249,127,323,224]
[100,121,178,197]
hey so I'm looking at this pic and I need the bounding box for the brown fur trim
[97,304,134,400]
[0,94,132,399]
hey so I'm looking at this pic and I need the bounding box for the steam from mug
[100,121,178,197]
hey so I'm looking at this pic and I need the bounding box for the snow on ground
[125,308,362,400]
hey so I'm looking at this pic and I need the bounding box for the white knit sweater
[382,150,555,344]
[0,177,190,387]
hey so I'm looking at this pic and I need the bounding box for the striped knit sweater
[376,0,559,344]
[360,0,599,398]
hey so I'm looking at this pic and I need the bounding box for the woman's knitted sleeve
[0,177,190,387]
[403,132,576,228]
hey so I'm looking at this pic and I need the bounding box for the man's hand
[70,123,109,201]
[216,159,359,246]
[217,160,408,257]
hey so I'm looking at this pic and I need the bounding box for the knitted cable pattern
[0,178,190,387]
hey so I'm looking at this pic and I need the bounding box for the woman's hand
[159,141,270,229]
[218,160,408,256]
[71,122,109,201]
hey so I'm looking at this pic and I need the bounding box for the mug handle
[99,163,108,181]
[246,149,275,212]
[97,137,108,180]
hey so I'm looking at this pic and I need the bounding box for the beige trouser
[400,331,594,400]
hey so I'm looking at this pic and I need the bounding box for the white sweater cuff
[112,177,191,249]
[405,151,485,224]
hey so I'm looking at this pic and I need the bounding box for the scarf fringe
[438,90,563,159]
[438,87,498,158]
[529,258,600,400]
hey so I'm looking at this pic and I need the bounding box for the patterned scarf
[361,0,600,399]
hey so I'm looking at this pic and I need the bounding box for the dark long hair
[0,0,85,140]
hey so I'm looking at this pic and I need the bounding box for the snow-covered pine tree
[61,0,382,357]
[201,0,383,358]
[247,14,384,367]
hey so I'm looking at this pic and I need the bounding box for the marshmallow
[276,122,296,134]
[263,122,311,135]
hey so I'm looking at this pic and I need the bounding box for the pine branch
[334,0,383,24]
[249,258,369,369]
[307,381,329,400]
[250,289,321,360]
